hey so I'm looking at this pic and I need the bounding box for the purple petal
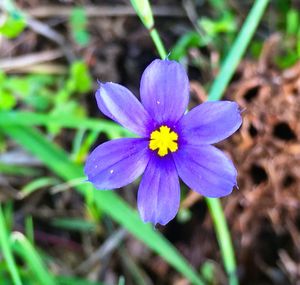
[96,83,153,137]
[84,138,149,189]
[137,155,180,225]
[173,144,237,197]
[140,59,189,124]
[178,101,242,144]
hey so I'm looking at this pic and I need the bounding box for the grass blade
[1,125,204,285]
[0,163,39,176]
[208,0,270,101]
[21,177,59,197]
[10,232,56,285]
[206,198,237,285]
[0,205,22,285]
[0,111,129,137]
[56,276,106,285]
[206,1,269,284]
[51,218,97,232]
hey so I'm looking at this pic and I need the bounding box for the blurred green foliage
[171,31,203,61]
[0,10,26,38]
[275,8,300,68]
[0,61,92,135]
[171,0,300,71]
[171,5,237,62]
[200,261,217,284]
[70,7,90,46]
[199,12,236,37]
[51,218,97,232]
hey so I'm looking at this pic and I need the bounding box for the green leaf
[250,40,263,59]
[0,92,17,111]
[0,163,40,176]
[70,7,88,27]
[74,30,90,47]
[69,61,92,93]
[1,125,204,285]
[275,50,299,69]
[4,75,54,111]
[170,32,203,61]
[51,218,97,232]
[48,101,86,135]
[207,0,227,12]
[199,13,236,37]
[70,7,90,47]
[286,9,299,35]
[0,11,26,38]
[0,111,131,138]
[56,276,106,285]
[200,261,216,283]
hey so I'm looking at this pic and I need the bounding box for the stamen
[149,125,178,157]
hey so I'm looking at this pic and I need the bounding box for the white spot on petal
[156,100,160,105]
[110,169,114,174]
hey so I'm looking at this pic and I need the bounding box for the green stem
[208,0,270,101]
[0,205,23,285]
[206,198,238,285]
[149,28,168,59]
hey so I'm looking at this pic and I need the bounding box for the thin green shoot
[51,218,97,232]
[10,232,56,285]
[25,216,34,245]
[0,205,22,285]
[206,199,237,285]
[21,177,59,197]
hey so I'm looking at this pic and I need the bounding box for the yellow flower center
[149,125,178,157]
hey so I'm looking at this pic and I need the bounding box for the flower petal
[178,101,242,144]
[140,59,189,124]
[96,83,153,136]
[173,144,237,197]
[85,138,149,189]
[137,155,180,225]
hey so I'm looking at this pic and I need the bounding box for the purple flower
[84,59,242,225]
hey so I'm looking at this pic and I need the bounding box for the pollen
[149,125,178,157]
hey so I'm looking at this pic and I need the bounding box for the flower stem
[149,28,168,59]
[206,198,238,285]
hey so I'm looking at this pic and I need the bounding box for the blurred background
[0,0,300,284]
